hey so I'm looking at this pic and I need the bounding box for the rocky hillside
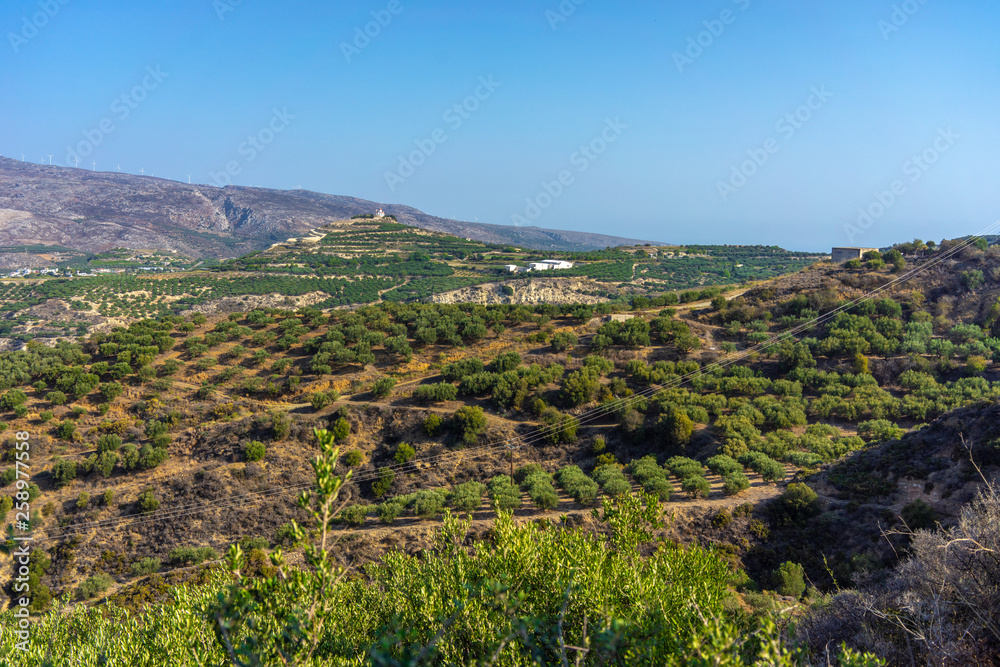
[0,158,656,258]
[429,277,618,305]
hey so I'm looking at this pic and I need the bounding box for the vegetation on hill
[0,430,883,665]
[0,221,819,338]
[0,233,998,663]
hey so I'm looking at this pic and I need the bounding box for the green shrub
[240,536,270,551]
[120,444,140,471]
[706,455,743,477]
[243,440,266,462]
[550,331,578,352]
[55,421,77,441]
[594,452,618,467]
[331,417,351,441]
[310,390,339,410]
[627,456,674,500]
[512,464,543,485]
[371,377,397,399]
[423,413,444,437]
[377,500,404,524]
[777,483,819,523]
[131,557,161,576]
[343,450,364,467]
[270,411,291,440]
[138,444,168,470]
[682,476,711,498]
[449,481,487,513]
[51,459,77,488]
[138,489,159,513]
[394,442,416,464]
[556,465,600,505]
[412,383,459,403]
[97,434,122,453]
[371,467,396,498]
[665,456,705,481]
[722,472,751,496]
[77,573,114,600]
[169,545,218,565]
[857,419,905,443]
[339,504,371,526]
[737,452,785,483]
[593,463,632,498]
[711,509,732,528]
[518,471,559,510]
[92,451,118,479]
[274,523,296,546]
[488,475,522,511]
[453,406,488,445]
[774,561,805,598]
[46,390,67,406]
[411,489,447,519]
[0,389,27,410]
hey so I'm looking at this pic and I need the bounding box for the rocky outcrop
[428,278,614,305]
[179,291,330,316]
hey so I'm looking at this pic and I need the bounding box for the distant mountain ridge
[0,157,658,258]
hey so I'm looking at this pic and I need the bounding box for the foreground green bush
[0,428,883,666]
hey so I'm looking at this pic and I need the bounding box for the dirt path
[336,467,786,549]
[672,286,750,312]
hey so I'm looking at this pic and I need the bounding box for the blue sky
[2,0,998,250]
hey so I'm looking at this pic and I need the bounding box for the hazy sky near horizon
[2,0,998,250]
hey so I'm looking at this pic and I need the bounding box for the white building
[539,259,574,269]
[504,265,519,272]
[528,262,552,271]
[374,208,385,219]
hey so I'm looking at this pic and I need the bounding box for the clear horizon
[2,0,997,251]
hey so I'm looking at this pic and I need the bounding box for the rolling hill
[0,157,658,257]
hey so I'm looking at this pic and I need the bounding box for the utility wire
[27,224,998,543]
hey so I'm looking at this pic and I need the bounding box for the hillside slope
[0,158,656,256]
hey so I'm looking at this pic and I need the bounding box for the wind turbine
[20,154,25,161]
[92,161,96,171]
[139,167,145,175]
[116,164,121,173]
[188,175,191,184]
[47,155,53,165]
[72,157,80,168]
